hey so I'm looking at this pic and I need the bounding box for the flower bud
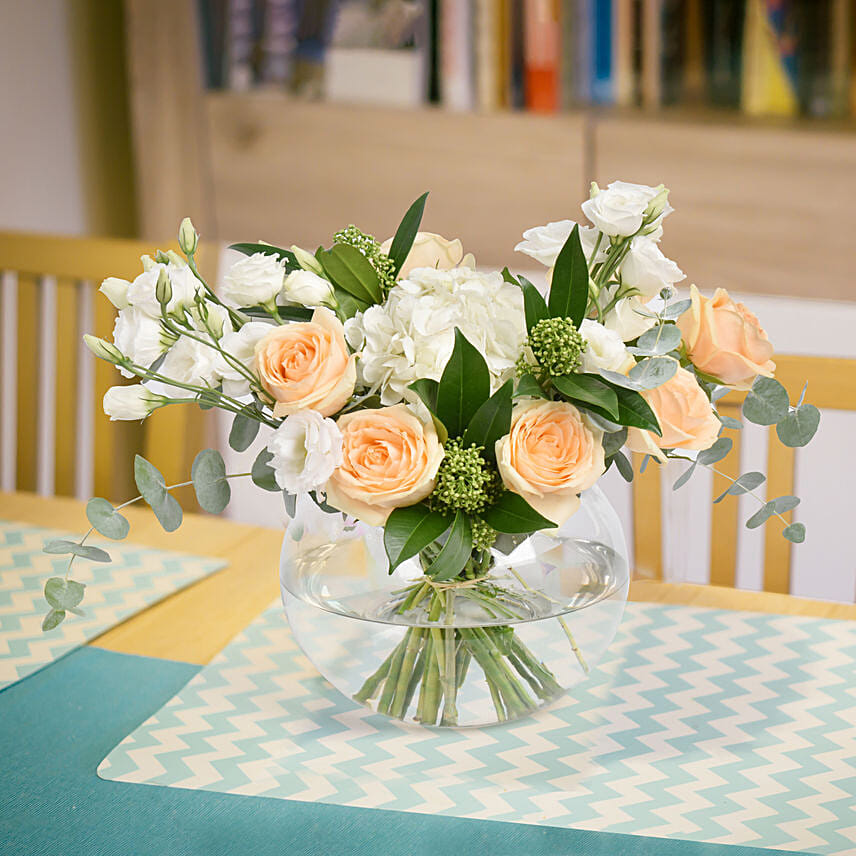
[644,185,669,222]
[589,181,601,198]
[165,250,186,268]
[155,268,172,307]
[178,217,198,255]
[290,244,325,276]
[83,334,124,364]
[103,385,165,421]
[99,276,131,310]
[140,254,157,272]
[282,269,336,309]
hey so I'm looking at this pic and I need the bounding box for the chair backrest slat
[632,453,663,580]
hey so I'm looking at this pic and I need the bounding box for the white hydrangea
[515,220,607,268]
[345,266,526,405]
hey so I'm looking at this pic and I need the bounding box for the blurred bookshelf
[124,0,856,300]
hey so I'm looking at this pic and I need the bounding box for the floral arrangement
[41,182,819,724]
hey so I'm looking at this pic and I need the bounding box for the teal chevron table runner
[98,601,856,854]
[0,519,225,690]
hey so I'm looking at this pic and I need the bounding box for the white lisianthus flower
[603,296,658,342]
[103,385,166,420]
[267,410,344,494]
[579,320,634,373]
[100,277,131,310]
[214,321,272,397]
[581,181,672,237]
[619,236,685,298]
[159,336,219,388]
[345,266,526,405]
[281,269,335,308]
[127,263,202,316]
[221,252,285,308]
[112,307,176,377]
[515,220,607,268]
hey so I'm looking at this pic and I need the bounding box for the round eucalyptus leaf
[252,448,280,492]
[776,404,820,448]
[43,539,111,562]
[42,608,66,631]
[86,497,130,540]
[191,449,231,514]
[628,357,678,390]
[745,502,775,529]
[742,377,789,426]
[635,324,682,356]
[782,522,806,543]
[44,577,86,610]
[229,411,261,452]
[697,436,733,466]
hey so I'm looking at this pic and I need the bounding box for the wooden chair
[0,232,216,505]
[633,355,856,594]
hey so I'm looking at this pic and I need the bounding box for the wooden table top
[3,491,854,665]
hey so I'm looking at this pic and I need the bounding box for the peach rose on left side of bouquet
[495,400,605,527]
[324,405,445,526]
[678,284,775,390]
[253,308,357,418]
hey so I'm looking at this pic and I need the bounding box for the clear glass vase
[280,486,629,728]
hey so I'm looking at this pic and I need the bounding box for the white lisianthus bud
[83,334,124,364]
[178,217,198,255]
[290,245,325,276]
[643,185,670,222]
[266,410,344,494]
[140,254,157,272]
[589,181,600,198]
[282,269,336,308]
[103,385,165,421]
[221,252,285,308]
[99,277,131,310]
[155,268,172,307]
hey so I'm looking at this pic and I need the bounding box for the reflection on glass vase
[280,486,629,728]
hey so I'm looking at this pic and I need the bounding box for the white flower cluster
[345,265,527,405]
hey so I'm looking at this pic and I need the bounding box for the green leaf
[435,329,490,438]
[251,448,280,492]
[388,192,428,277]
[776,404,820,448]
[514,374,548,399]
[85,498,130,540]
[501,266,518,285]
[782,522,806,543]
[771,495,801,513]
[742,376,790,426]
[717,413,742,430]
[462,380,513,461]
[481,491,556,534]
[602,427,628,457]
[384,504,452,572]
[425,512,473,582]
[713,471,765,503]
[697,436,733,465]
[548,224,588,326]
[516,275,549,332]
[628,357,678,390]
[42,608,66,631]
[598,369,642,391]
[661,298,692,320]
[746,503,775,529]
[191,449,231,514]
[672,461,697,490]
[330,286,370,320]
[634,324,682,356]
[133,455,182,532]
[408,378,439,414]
[552,373,619,419]
[228,242,299,270]
[283,491,297,518]
[229,411,261,452]
[612,450,634,483]
[43,539,111,562]
[44,577,86,610]
[317,243,382,305]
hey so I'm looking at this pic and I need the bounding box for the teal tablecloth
[0,647,811,855]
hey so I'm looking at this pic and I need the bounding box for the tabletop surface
[2,490,854,666]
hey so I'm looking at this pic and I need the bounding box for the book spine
[591,0,614,102]
[260,0,297,86]
[683,0,705,102]
[225,0,257,91]
[660,0,685,105]
[740,0,798,116]
[524,0,560,111]
[829,0,850,116]
[640,0,662,107]
[575,0,593,101]
[441,0,475,110]
[509,0,527,108]
[475,0,501,110]
[613,0,635,105]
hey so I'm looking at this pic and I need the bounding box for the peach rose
[253,308,356,418]
[677,284,775,390]
[380,231,475,280]
[495,400,605,527]
[627,362,721,461]
[324,405,444,526]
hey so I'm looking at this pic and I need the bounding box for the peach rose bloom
[678,284,775,390]
[324,405,444,526]
[253,308,356,418]
[627,362,721,462]
[380,231,475,280]
[495,400,605,527]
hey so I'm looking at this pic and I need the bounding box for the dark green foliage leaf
[43,539,111,562]
[42,608,66,631]
[633,324,683,356]
[462,380,513,461]
[330,286,370,320]
[133,455,182,532]
[318,243,382,305]
[628,357,678,390]
[425,512,472,582]
[514,374,548,399]
[275,305,314,322]
[227,242,299,270]
[251,448,280,492]
[384,504,452,572]
[602,427,628,457]
[44,577,86,610]
[717,413,742,430]
[612,450,634,482]
[517,275,549,332]
[481,491,556,533]
[714,471,766,503]
[229,411,261,452]
[548,224,588,326]
[776,404,820,448]
[85,498,130,540]
[672,461,696,490]
[388,192,428,276]
[697,437,733,465]
[501,266,518,285]
[742,376,790,426]
[408,378,439,413]
[552,373,619,419]
[435,329,490,438]
[782,522,806,543]
[661,298,692,320]
[191,449,231,514]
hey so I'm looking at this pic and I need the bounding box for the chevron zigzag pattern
[0,520,225,689]
[99,600,856,854]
